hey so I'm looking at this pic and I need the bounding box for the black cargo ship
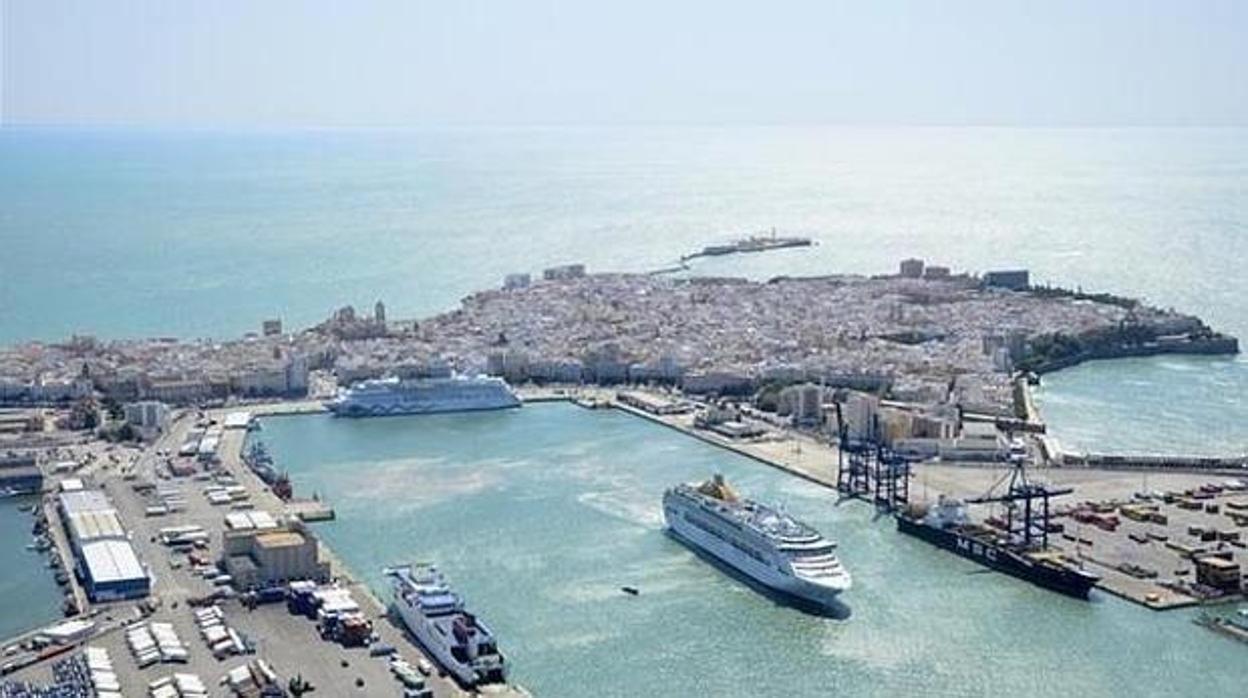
[896,510,1099,599]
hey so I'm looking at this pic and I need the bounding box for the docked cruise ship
[663,475,851,606]
[383,564,507,687]
[326,375,520,417]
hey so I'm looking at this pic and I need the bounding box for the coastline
[1022,335,1239,376]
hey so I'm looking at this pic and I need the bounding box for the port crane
[967,452,1071,550]
[833,402,913,512]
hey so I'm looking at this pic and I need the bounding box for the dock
[1,409,529,698]
[284,498,336,522]
[518,387,1248,612]
[519,387,840,489]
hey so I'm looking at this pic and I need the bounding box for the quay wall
[1062,451,1248,474]
[1027,335,1239,376]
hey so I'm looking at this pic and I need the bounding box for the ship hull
[328,398,520,418]
[664,505,845,607]
[896,515,1098,599]
[391,601,503,687]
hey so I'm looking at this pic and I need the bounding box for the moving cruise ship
[326,374,520,417]
[383,564,507,687]
[663,475,851,606]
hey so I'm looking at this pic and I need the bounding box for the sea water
[0,496,63,640]
[258,405,1248,698]
[3,126,1246,455]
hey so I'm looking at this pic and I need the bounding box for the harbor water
[0,496,64,642]
[259,405,1248,698]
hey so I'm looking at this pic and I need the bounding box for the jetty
[679,229,813,263]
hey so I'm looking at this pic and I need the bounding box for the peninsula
[0,260,1236,421]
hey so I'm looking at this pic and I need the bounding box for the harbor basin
[258,403,1248,698]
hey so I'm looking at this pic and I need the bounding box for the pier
[1,410,530,698]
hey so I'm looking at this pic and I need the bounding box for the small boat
[620,586,640,596]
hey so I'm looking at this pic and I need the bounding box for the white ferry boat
[663,475,851,606]
[383,564,507,687]
[326,375,520,417]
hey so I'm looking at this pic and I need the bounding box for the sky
[2,0,1246,128]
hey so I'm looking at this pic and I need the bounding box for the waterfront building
[58,489,150,601]
[840,392,880,443]
[681,371,754,396]
[235,366,289,396]
[528,358,584,384]
[628,356,684,384]
[893,420,1005,461]
[1194,556,1243,594]
[542,263,586,281]
[795,384,823,425]
[223,411,254,430]
[124,400,170,434]
[899,258,925,278]
[0,378,30,403]
[142,378,211,404]
[334,356,385,386]
[262,319,283,337]
[32,375,92,403]
[923,265,951,280]
[581,347,630,384]
[0,450,43,493]
[503,273,531,290]
[221,519,331,590]
[617,391,690,415]
[285,354,309,394]
[983,269,1030,291]
[0,410,39,434]
[374,300,387,324]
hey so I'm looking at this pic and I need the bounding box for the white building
[285,355,309,394]
[125,400,170,435]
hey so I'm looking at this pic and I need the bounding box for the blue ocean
[4,126,1247,455]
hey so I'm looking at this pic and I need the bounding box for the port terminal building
[58,489,151,602]
[221,517,331,590]
[0,450,44,493]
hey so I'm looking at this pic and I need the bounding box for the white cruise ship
[663,475,851,606]
[326,375,520,417]
[383,564,507,687]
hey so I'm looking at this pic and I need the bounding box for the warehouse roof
[255,531,305,549]
[224,510,279,531]
[223,411,253,429]
[80,539,147,585]
[59,489,113,515]
[68,510,125,542]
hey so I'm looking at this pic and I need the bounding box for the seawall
[1027,335,1239,376]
